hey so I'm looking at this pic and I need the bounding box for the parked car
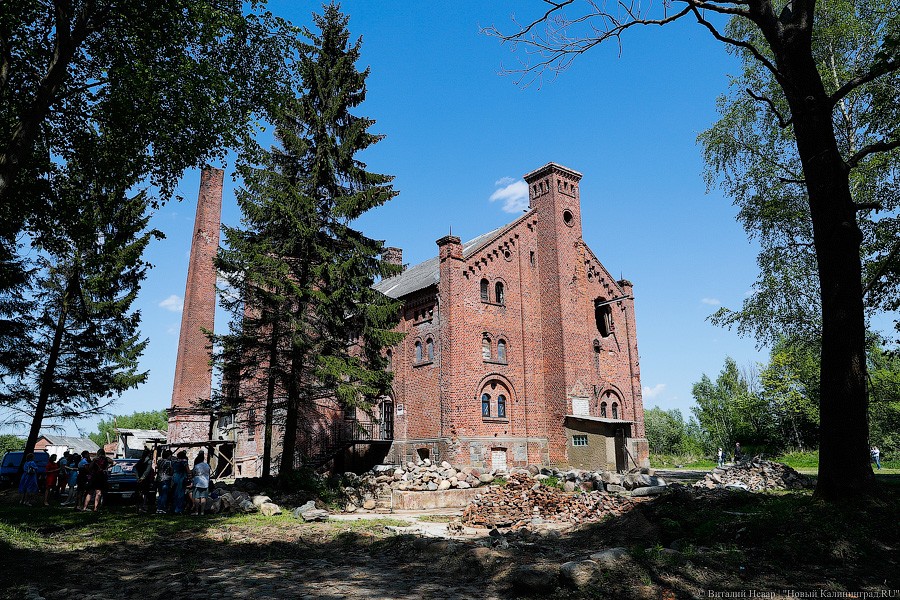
[0,451,50,486]
[106,458,139,500]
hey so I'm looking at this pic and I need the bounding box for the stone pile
[461,473,644,528]
[205,481,283,516]
[693,459,812,492]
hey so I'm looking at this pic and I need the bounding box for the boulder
[457,481,471,489]
[478,473,494,484]
[345,502,358,513]
[508,564,560,595]
[426,482,438,491]
[631,485,667,497]
[560,560,599,588]
[589,547,629,567]
[441,461,453,469]
[438,480,452,491]
[292,506,329,522]
[527,464,541,476]
[239,499,257,513]
[251,495,272,507]
[563,481,576,493]
[260,502,281,516]
[362,499,377,510]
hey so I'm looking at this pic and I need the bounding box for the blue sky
[21,2,781,437]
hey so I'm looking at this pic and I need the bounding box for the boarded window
[572,397,589,416]
[480,278,489,302]
[415,341,422,363]
[495,281,505,304]
[572,435,588,447]
[497,339,507,363]
[482,394,491,417]
[497,394,507,418]
[426,338,434,361]
[491,449,507,471]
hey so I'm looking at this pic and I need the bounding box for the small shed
[113,428,167,458]
[34,435,100,458]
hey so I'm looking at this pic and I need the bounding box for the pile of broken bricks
[693,459,812,492]
[461,473,647,529]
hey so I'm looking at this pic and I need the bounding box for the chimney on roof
[383,246,404,272]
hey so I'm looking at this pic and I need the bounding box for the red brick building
[366,162,649,471]
[171,162,648,475]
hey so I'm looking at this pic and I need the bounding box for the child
[18,453,39,506]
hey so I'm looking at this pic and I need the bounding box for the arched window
[612,402,619,420]
[385,349,392,370]
[495,281,505,304]
[595,297,612,337]
[482,336,491,360]
[415,341,422,363]
[482,393,491,417]
[497,394,507,418]
[497,339,507,363]
[600,402,608,418]
[426,338,434,361]
[480,278,489,302]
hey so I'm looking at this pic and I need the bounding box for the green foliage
[759,339,821,450]
[644,407,705,455]
[700,0,900,345]
[0,434,24,454]
[215,4,403,477]
[88,410,169,447]
[648,454,716,469]
[868,347,900,456]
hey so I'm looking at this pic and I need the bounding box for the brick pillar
[436,235,463,458]
[618,278,649,466]
[524,163,584,465]
[382,247,404,271]
[167,167,223,444]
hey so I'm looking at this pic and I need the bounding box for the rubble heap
[693,459,812,492]
[461,473,644,528]
[344,458,499,493]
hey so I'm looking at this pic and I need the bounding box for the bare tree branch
[746,88,793,127]
[864,238,900,298]
[846,133,900,168]
[828,57,900,108]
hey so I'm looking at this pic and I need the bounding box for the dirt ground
[2,476,899,600]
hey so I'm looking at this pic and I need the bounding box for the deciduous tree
[487,0,900,498]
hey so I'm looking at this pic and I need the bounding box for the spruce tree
[216,3,402,479]
[1,130,159,456]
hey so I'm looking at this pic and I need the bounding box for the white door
[491,449,507,472]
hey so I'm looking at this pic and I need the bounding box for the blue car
[0,451,50,486]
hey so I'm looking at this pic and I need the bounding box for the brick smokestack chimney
[382,246,404,271]
[167,167,223,444]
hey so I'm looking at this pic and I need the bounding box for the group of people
[18,449,113,511]
[715,443,743,467]
[16,446,214,514]
[137,449,212,515]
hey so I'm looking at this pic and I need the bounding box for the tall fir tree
[215,3,402,479]
[0,130,159,456]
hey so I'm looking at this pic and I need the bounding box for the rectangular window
[497,395,507,418]
[572,435,588,447]
[482,395,491,417]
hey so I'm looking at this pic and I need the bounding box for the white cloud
[159,294,184,313]
[701,297,721,306]
[490,178,530,214]
[642,383,666,399]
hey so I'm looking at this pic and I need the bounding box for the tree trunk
[278,348,300,479]
[772,37,874,499]
[261,315,279,479]
[21,272,75,467]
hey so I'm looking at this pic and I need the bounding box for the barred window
[573,435,588,447]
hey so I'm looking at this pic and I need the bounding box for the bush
[649,453,716,469]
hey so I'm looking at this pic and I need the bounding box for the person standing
[191,452,211,515]
[872,446,882,470]
[74,451,91,510]
[44,454,60,506]
[62,453,79,505]
[171,451,189,515]
[717,447,725,468]
[134,448,154,513]
[155,450,173,514]
[83,450,112,512]
[18,453,39,506]
[734,442,742,462]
